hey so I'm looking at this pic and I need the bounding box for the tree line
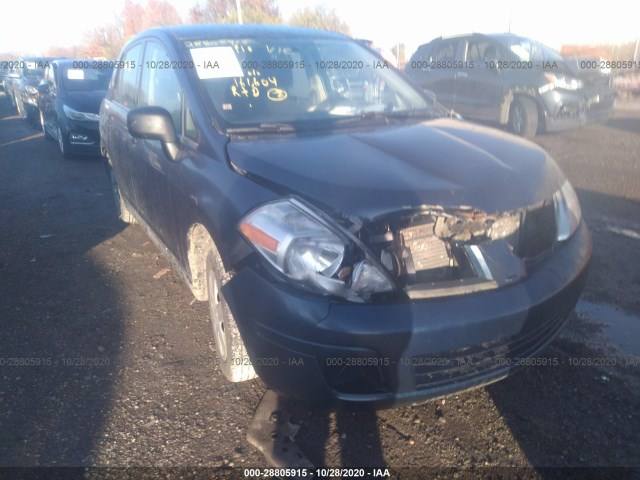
[47,0,351,59]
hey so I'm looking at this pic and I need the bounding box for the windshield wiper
[384,108,439,119]
[226,122,298,134]
[336,108,437,126]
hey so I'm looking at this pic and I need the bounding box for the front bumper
[223,221,591,407]
[540,87,616,132]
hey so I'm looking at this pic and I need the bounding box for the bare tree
[288,5,350,34]
[188,0,281,24]
[122,0,145,39]
[81,0,183,59]
[82,20,125,59]
[142,0,182,29]
[45,45,85,58]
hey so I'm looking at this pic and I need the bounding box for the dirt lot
[0,92,639,478]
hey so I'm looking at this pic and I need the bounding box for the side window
[466,40,505,65]
[139,42,182,132]
[50,65,57,92]
[429,41,457,63]
[113,43,143,108]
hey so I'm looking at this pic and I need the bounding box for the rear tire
[509,96,538,139]
[206,246,256,383]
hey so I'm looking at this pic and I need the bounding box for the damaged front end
[359,199,558,300]
[239,180,579,304]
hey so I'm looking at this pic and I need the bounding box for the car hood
[227,119,565,221]
[60,90,107,115]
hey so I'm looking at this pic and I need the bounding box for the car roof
[416,32,525,49]
[127,23,348,46]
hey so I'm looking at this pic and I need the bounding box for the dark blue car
[38,59,113,158]
[100,25,591,407]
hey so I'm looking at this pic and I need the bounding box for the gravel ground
[0,92,638,478]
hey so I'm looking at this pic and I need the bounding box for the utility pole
[235,0,243,24]
[634,36,639,63]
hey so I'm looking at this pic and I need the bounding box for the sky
[1,0,638,57]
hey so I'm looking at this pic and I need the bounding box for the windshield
[184,37,432,130]
[61,66,113,91]
[23,59,47,77]
[505,38,563,63]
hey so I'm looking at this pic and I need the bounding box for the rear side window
[411,45,430,64]
[429,40,457,63]
[139,42,182,132]
[113,43,143,108]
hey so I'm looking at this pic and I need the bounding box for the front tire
[57,123,72,159]
[15,94,25,117]
[40,110,52,140]
[509,96,538,139]
[206,246,256,383]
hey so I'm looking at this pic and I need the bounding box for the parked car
[11,57,55,121]
[0,66,9,92]
[613,70,640,97]
[101,25,591,406]
[38,59,113,158]
[2,69,19,106]
[406,33,616,138]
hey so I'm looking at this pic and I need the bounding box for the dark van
[38,60,113,158]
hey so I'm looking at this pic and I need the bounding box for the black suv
[38,59,113,158]
[101,25,590,406]
[406,33,615,138]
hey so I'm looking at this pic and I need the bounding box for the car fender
[499,88,540,125]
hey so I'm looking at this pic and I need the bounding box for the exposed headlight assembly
[239,199,395,301]
[554,180,582,241]
[63,104,100,121]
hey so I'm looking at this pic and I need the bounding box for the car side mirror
[127,106,179,161]
[37,83,49,94]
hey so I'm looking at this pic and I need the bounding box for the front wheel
[15,95,25,117]
[57,123,72,159]
[206,246,256,383]
[509,96,538,139]
[40,110,52,140]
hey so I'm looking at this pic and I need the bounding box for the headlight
[63,104,99,121]
[239,199,395,301]
[554,180,581,241]
[544,73,583,91]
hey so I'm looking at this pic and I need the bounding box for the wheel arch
[499,88,542,125]
[187,223,216,301]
